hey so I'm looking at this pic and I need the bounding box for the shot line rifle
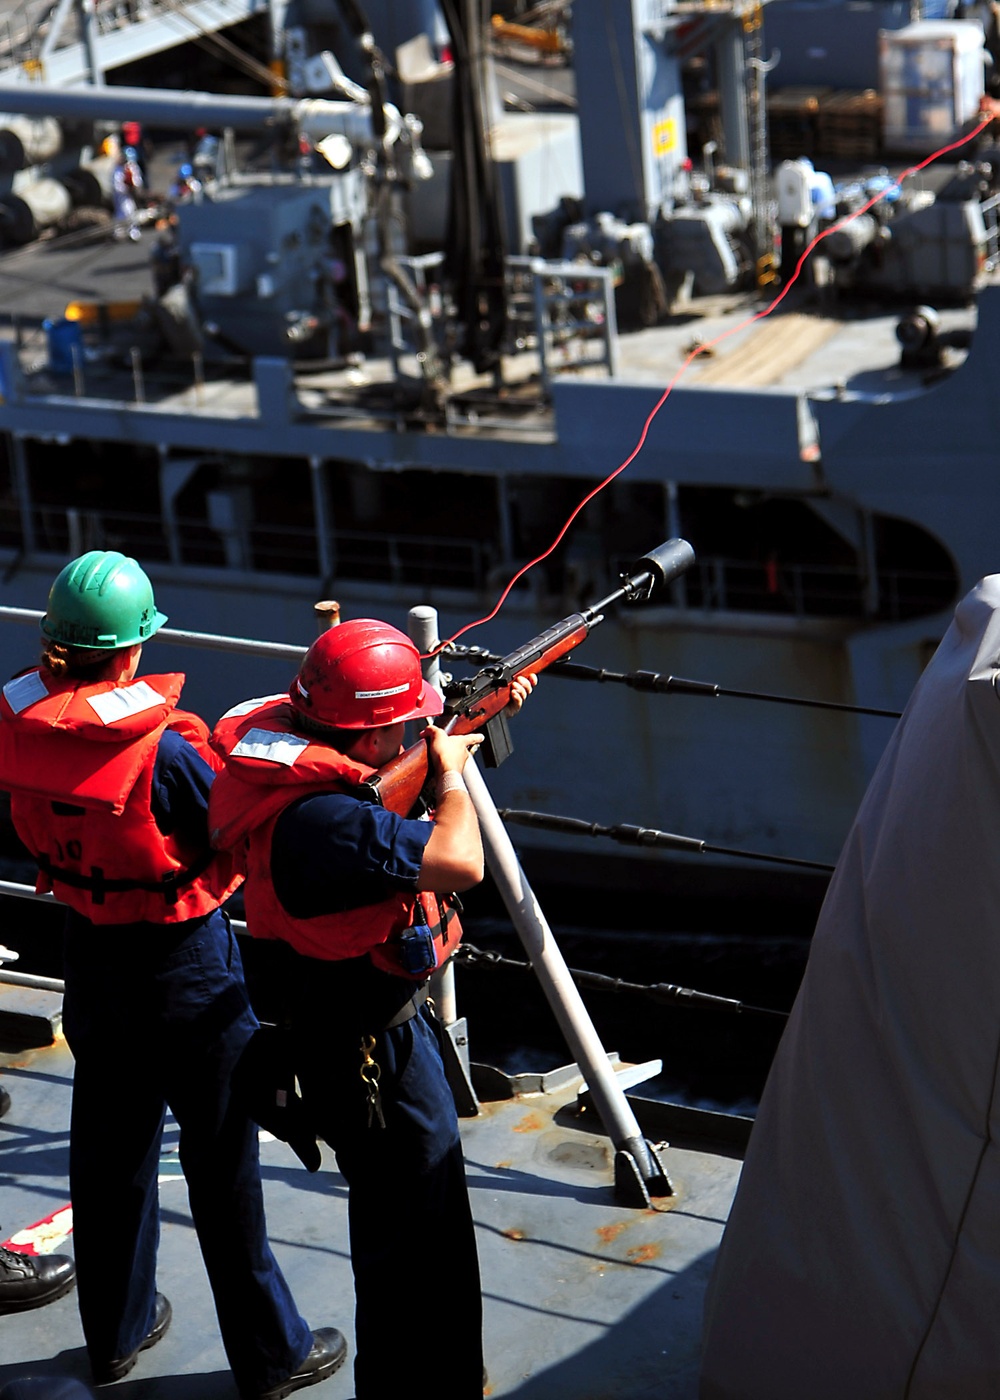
[357,538,695,817]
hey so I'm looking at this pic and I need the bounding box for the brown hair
[40,640,121,682]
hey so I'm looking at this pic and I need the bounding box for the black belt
[384,982,429,1029]
[37,849,214,906]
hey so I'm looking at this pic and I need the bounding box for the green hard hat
[41,550,168,650]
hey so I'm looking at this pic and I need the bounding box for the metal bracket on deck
[614,1136,674,1208]
[577,1059,674,1206]
[437,1016,480,1118]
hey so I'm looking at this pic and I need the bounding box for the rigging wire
[492,60,576,107]
[456,941,788,1020]
[442,643,902,718]
[94,0,285,91]
[426,112,997,658]
[496,806,837,873]
[156,5,288,90]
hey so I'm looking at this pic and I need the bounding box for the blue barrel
[43,318,83,374]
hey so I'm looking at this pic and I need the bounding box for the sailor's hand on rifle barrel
[506,671,537,715]
[981,95,1000,119]
[422,725,484,775]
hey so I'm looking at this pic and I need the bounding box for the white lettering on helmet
[355,684,410,700]
[232,728,309,766]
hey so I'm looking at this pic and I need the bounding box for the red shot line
[429,114,996,657]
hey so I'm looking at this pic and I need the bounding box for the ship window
[872,515,958,621]
[505,477,669,598]
[191,243,241,296]
[169,458,318,574]
[0,442,20,551]
[326,464,500,592]
[675,486,958,622]
[21,440,167,560]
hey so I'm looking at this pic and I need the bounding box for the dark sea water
[454,913,810,1115]
[0,854,817,1115]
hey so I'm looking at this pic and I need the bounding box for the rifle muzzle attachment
[622,538,695,602]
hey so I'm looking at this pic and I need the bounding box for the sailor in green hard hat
[41,549,168,653]
[0,550,345,1397]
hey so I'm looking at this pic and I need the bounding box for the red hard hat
[290,618,444,730]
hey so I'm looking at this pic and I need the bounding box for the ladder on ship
[742,1,773,278]
[0,0,262,89]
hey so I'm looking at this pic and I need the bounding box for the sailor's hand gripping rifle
[357,538,695,817]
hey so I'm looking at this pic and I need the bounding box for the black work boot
[91,1292,172,1385]
[251,1329,348,1400]
[0,1244,76,1314]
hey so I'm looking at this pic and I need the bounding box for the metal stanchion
[408,605,476,1114]
[314,599,341,632]
[462,756,673,1206]
[406,605,672,1201]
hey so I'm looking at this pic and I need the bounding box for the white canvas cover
[700,576,1000,1400]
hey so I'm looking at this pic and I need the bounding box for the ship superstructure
[0,0,994,895]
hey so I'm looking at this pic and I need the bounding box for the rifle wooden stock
[362,616,592,816]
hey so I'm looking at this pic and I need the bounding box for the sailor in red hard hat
[0,551,345,1397]
[210,617,535,1399]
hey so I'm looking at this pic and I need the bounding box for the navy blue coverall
[60,730,314,1396]
[268,791,484,1399]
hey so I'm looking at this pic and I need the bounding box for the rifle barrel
[365,538,695,814]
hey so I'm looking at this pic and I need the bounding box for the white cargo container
[879,19,986,152]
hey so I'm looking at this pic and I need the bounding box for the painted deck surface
[0,991,741,1399]
[0,200,978,410]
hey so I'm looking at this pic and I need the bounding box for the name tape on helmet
[355,684,410,700]
[232,728,309,767]
[87,681,164,726]
[2,671,48,715]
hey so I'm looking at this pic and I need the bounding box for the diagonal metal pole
[462,756,673,1206]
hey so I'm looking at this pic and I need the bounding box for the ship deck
[0,151,983,437]
[0,983,744,1399]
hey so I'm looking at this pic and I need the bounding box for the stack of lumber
[766,87,829,161]
[816,89,883,160]
[766,87,884,163]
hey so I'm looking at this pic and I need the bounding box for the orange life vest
[210,697,461,978]
[0,668,240,924]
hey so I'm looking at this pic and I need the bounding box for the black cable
[497,807,837,874]
[440,0,508,371]
[442,643,902,719]
[335,0,373,40]
[456,942,787,1019]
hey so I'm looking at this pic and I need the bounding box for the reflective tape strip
[218,694,286,722]
[2,671,48,714]
[87,680,164,725]
[232,728,309,766]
